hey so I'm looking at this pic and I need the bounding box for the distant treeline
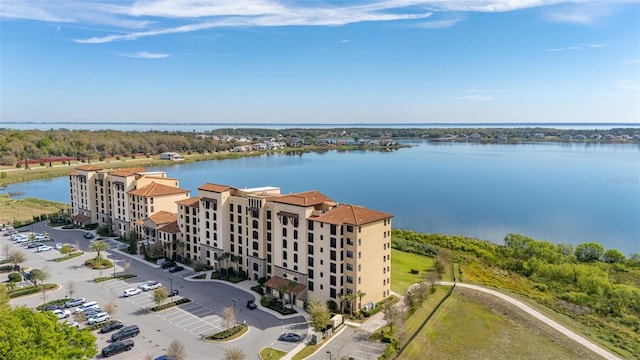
[1,127,638,166]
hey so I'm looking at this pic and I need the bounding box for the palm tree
[89,240,109,263]
[356,290,366,313]
[345,292,355,317]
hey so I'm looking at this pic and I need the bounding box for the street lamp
[112,254,116,278]
[326,350,332,360]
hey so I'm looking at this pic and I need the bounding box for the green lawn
[391,248,435,295]
[398,288,600,360]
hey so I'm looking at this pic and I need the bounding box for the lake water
[3,141,639,255]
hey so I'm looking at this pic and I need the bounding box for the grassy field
[390,248,435,295]
[398,288,601,360]
[0,195,68,225]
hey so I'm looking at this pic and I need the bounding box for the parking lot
[3,223,311,359]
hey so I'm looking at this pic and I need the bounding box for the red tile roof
[198,183,233,193]
[264,276,306,296]
[158,221,180,234]
[128,182,189,197]
[148,211,177,225]
[314,204,392,226]
[272,190,334,207]
[176,197,200,207]
[75,165,103,171]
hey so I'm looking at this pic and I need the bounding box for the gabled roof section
[128,182,189,197]
[76,165,103,171]
[176,196,200,207]
[148,211,177,225]
[158,220,180,234]
[264,276,306,296]
[314,204,392,226]
[110,168,144,177]
[272,190,334,207]
[198,183,233,193]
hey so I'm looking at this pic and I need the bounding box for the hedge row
[36,299,68,311]
[84,319,120,332]
[149,298,191,312]
[8,284,57,298]
[52,252,84,262]
[93,274,137,283]
[206,324,246,340]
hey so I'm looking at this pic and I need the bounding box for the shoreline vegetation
[1,127,638,188]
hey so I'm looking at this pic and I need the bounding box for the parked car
[51,309,71,319]
[64,320,80,329]
[54,243,64,250]
[75,301,99,313]
[42,304,61,311]
[138,280,161,291]
[122,288,141,297]
[161,260,176,269]
[65,297,86,308]
[26,242,44,249]
[87,312,110,325]
[36,245,52,252]
[100,321,124,333]
[82,308,103,318]
[168,266,184,273]
[154,356,176,360]
[278,333,301,342]
[101,339,134,357]
[111,325,140,342]
[246,300,257,310]
[168,289,179,297]
[83,232,95,239]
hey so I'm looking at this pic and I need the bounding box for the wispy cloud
[614,80,639,92]
[1,1,634,44]
[119,51,170,59]
[459,95,493,101]
[624,59,640,64]
[545,43,606,52]
[338,39,351,44]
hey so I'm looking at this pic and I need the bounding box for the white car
[54,243,64,250]
[36,245,52,252]
[122,288,141,297]
[51,309,71,319]
[138,280,161,291]
[86,312,110,325]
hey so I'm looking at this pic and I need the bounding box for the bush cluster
[149,298,191,312]
[52,252,84,262]
[8,284,56,298]
[36,299,67,311]
[93,274,137,283]
[206,324,246,340]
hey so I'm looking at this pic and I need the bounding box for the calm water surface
[4,142,639,255]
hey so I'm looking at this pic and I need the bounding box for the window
[230,234,234,242]
[230,244,234,252]
[330,263,336,273]
[253,231,259,240]
[330,238,336,248]
[229,203,233,211]
[230,214,234,222]
[308,220,314,230]
[330,250,336,261]
[293,254,298,263]
[282,216,288,226]
[283,228,287,237]
[252,241,259,250]
[230,224,234,232]
[293,230,298,240]
[267,210,271,219]
[293,242,298,252]
[308,281,314,291]
[253,220,259,229]
[308,245,314,255]
[308,257,313,267]
[346,276,353,284]
[283,239,287,248]
[347,238,353,245]
[267,221,272,231]
[346,263,353,271]
[346,250,353,258]
[237,204,242,213]
[238,215,242,224]
[308,269,314,279]
[330,224,337,235]
[283,251,287,260]
[330,276,336,286]
[308,233,314,243]
[267,243,271,252]
[347,225,354,232]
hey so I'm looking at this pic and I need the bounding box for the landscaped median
[149,297,191,312]
[52,251,84,262]
[93,274,137,283]
[204,323,248,341]
[7,284,58,298]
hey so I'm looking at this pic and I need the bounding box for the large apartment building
[69,166,190,236]
[70,167,392,311]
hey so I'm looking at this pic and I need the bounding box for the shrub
[53,252,84,262]
[93,274,137,283]
[8,284,56,298]
[206,324,246,340]
[410,269,419,274]
[84,258,113,269]
[251,284,264,295]
[149,298,191,312]
[8,272,21,282]
[36,299,67,311]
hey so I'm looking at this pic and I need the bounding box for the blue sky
[1,0,638,124]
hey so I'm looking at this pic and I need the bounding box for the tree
[343,292,355,316]
[307,299,331,332]
[127,230,137,255]
[601,249,626,263]
[223,348,245,360]
[0,306,97,359]
[29,268,48,286]
[382,302,402,332]
[123,259,132,275]
[166,339,187,360]
[153,287,168,307]
[1,243,10,260]
[88,240,109,262]
[7,249,26,270]
[104,301,116,317]
[575,242,605,262]
[356,290,366,312]
[222,305,236,329]
[59,244,74,255]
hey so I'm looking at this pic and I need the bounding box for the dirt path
[438,282,621,360]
